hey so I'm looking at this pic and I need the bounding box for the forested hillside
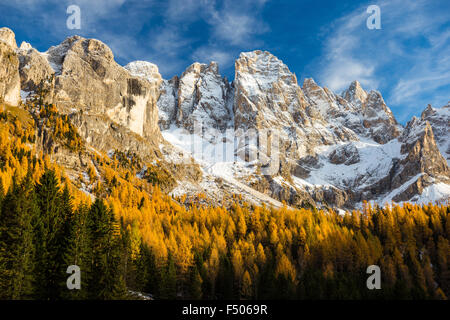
[0,101,448,300]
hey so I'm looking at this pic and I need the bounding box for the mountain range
[1,27,448,210]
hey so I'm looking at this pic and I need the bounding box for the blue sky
[0,0,449,123]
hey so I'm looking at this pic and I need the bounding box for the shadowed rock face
[0,27,20,106]
[14,33,163,160]
[232,51,357,161]
[399,119,448,179]
[420,103,450,165]
[17,35,162,139]
[156,61,232,132]
[303,79,402,144]
[389,117,449,201]
[46,36,161,140]
[152,49,449,208]
[1,26,448,209]
[0,27,17,49]
[18,42,55,96]
[329,143,360,165]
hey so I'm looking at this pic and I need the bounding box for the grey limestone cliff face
[3,25,448,209]
[398,119,448,179]
[47,36,161,140]
[420,103,450,165]
[18,41,55,98]
[389,118,449,201]
[360,89,402,144]
[15,33,163,160]
[303,79,402,145]
[156,61,232,132]
[0,27,21,106]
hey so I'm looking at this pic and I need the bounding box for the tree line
[0,102,449,300]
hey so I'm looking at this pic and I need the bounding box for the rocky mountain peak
[19,41,32,51]
[0,27,20,106]
[342,80,367,105]
[301,77,339,119]
[182,61,207,77]
[361,90,401,144]
[302,77,319,90]
[421,104,435,119]
[124,61,162,86]
[45,36,115,76]
[234,50,308,130]
[0,27,17,50]
[417,103,450,165]
[401,118,433,149]
[156,60,232,132]
[17,41,54,95]
[390,117,449,201]
[12,33,164,161]
[207,61,219,74]
[235,50,297,84]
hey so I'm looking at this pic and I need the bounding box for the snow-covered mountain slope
[157,61,232,132]
[2,26,448,210]
[139,50,449,209]
[303,78,402,144]
[160,125,289,208]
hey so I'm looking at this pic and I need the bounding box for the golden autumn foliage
[0,101,449,300]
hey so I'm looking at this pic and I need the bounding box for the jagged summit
[125,61,162,84]
[0,27,20,105]
[342,80,367,105]
[156,59,232,132]
[302,77,319,87]
[13,31,163,164]
[1,27,448,209]
[421,104,434,118]
[235,50,297,85]
[417,103,450,166]
[0,27,17,49]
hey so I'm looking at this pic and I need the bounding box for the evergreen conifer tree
[86,198,127,299]
[0,175,38,299]
[34,169,65,299]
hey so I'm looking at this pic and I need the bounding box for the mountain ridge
[1,27,448,210]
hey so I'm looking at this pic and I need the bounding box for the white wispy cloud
[211,12,263,46]
[165,0,211,22]
[154,0,269,75]
[192,46,233,67]
[318,8,379,92]
[316,0,450,115]
[151,27,192,56]
[3,0,270,77]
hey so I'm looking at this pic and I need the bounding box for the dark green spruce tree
[34,169,68,299]
[0,174,39,299]
[62,196,91,299]
[86,198,127,299]
[159,253,177,299]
